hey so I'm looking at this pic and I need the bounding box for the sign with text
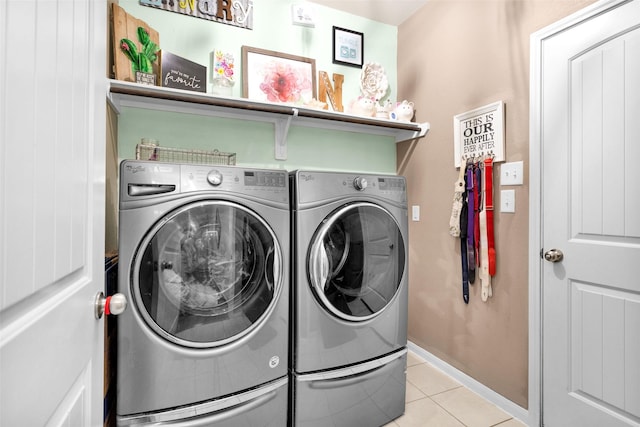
[160,51,206,93]
[453,101,504,168]
[139,0,253,30]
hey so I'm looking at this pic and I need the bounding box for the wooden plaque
[111,4,160,83]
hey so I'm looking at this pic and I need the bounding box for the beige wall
[397,0,595,408]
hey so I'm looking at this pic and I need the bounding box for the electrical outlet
[412,205,420,221]
[501,189,516,213]
[501,161,524,186]
[291,4,315,27]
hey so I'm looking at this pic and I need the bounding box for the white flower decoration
[360,62,389,100]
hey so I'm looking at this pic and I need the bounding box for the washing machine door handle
[264,246,279,291]
[310,243,330,292]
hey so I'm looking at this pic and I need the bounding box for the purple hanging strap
[466,162,476,284]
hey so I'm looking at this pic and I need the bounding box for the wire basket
[135,144,236,166]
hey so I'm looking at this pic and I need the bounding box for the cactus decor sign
[120,27,159,85]
[139,0,254,29]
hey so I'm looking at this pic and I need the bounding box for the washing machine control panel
[182,167,286,189]
[243,170,287,188]
[179,165,288,204]
[377,177,405,192]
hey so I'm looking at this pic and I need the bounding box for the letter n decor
[318,71,344,112]
[453,101,505,168]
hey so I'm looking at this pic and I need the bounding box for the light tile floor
[383,351,527,427]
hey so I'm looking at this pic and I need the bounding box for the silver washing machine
[117,160,289,426]
[289,170,408,427]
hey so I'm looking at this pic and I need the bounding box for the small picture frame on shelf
[332,26,363,68]
[241,46,316,104]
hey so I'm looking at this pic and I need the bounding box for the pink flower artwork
[243,47,316,104]
[259,61,312,104]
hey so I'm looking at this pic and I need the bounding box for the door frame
[528,1,629,425]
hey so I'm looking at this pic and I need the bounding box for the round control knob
[353,177,368,191]
[207,170,223,186]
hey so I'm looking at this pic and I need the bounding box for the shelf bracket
[107,92,122,115]
[274,108,298,160]
[418,122,431,139]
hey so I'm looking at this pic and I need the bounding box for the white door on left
[0,0,107,425]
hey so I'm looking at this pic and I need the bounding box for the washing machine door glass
[308,202,405,322]
[133,201,282,348]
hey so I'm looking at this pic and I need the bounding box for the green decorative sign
[139,0,253,30]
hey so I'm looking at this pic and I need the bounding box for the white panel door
[539,0,640,425]
[0,0,107,425]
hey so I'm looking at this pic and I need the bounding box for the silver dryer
[290,170,409,427]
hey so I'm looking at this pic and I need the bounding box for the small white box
[291,4,315,27]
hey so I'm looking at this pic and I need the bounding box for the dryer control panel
[293,170,406,206]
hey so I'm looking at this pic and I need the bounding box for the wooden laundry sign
[139,0,254,29]
[453,101,505,167]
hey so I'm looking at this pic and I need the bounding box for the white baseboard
[407,341,531,426]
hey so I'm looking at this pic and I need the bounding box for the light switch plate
[501,161,523,186]
[501,189,515,213]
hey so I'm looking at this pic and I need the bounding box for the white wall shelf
[108,80,429,160]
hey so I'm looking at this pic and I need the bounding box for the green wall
[117,107,397,173]
[116,0,400,173]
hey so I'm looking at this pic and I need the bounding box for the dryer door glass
[133,201,282,348]
[308,202,405,322]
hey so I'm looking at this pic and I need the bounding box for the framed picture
[332,26,363,68]
[453,101,505,168]
[241,46,316,104]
